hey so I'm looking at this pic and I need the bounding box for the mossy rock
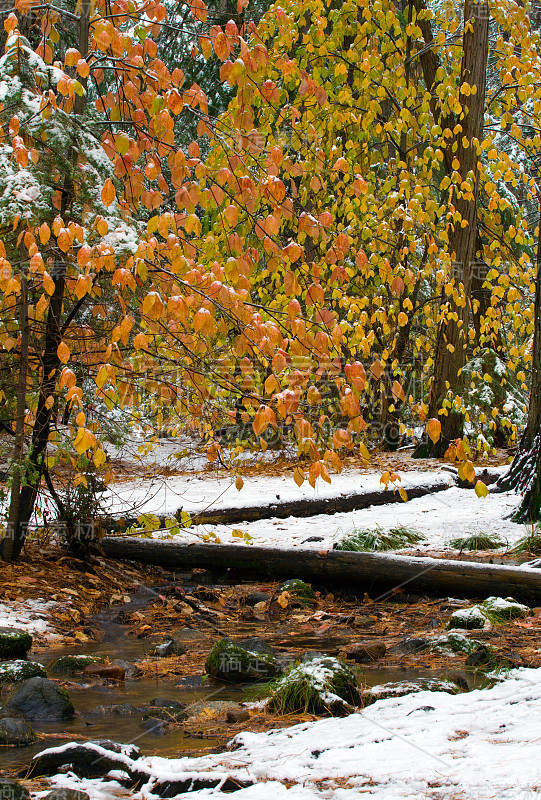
[49,655,104,676]
[430,632,479,654]
[278,579,316,600]
[0,660,47,683]
[205,638,281,683]
[481,596,528,623]
[362,678,461,705]
[447,606,490,630]
[263,655,362,715]
[448,597,528,631]
[0,628,32,660]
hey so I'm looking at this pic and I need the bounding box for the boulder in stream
[0,628,32,660]
[343,640,387,662]
[83,663,125,681]
[49,655,104,676]
[180,700,245,722]
[205,638,281,682]
[3,677,75,720]
[0,716,37,746]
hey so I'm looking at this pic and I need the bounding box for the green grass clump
[335,524,426,552]
[261,656,361,716]
[448,533,504,552]
[509,529,541,555]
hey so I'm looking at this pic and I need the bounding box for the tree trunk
[496,189,541,519]
[3,278,29,562]
[102,538,541,601]
[425,0,489,455]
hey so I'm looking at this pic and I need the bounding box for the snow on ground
[102,466,456,519]
[39,667,541,800]
[96,462,532,552]
[0,598,60,637]
[186,485,527,552]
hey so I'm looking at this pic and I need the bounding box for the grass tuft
[447,532,505,552]
[509,528,541,555]
[335,524,426,552]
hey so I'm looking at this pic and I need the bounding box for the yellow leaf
[43,272,55,295]
[293,466,304,487]
[235,476,244,491]
[93,448,107,468]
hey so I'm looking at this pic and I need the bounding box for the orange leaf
[57,341,70,363]
[427,418,441,444]
[101,179,116,207]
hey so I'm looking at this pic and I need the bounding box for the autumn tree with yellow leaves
[2,0,541,561]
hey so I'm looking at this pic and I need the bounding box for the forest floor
[2,443,541,797]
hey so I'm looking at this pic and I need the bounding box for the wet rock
[264,655,361,716]
[205,638,281,682]
[150,638,186,657]
[173,627,206,641]
[0,628,32,660]
[351,615,376,628]
[0,779,30,800]
[180,700,244,722]
[0,660,47,683]
[83,663,125,681]
[140,717,173,735]
[3,677,74,720]
[362,679,461,705]
[344,641,386,662]
[301,536,324,544]
[50,655,104,676]
[465,644,498,669]
[0,716,36,745]
[389,637,431,655]
[278,579,316,600]
[245,592,271,606]
[175,674,206,688]
[111,659,141,679]
[94,703,140,716]
[226,707,250,724]
[149,697,185,710]
[237,637,277,658]
[43,789,90,800]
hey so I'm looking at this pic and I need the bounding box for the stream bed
[0,583,484,772]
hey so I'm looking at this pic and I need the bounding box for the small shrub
[335,524,426,552]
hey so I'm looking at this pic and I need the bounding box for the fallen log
[109,477,453,532]
[102,538,541,601]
